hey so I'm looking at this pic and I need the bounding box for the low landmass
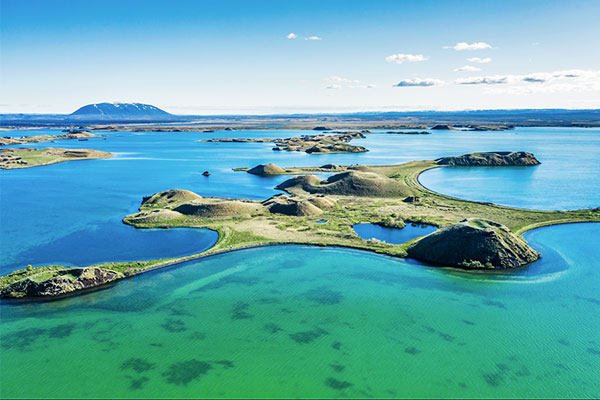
[0,147,113,169]
[3,151,598,299]
[0,131,98,146]
[203,131,368,154]
[436,151,541,166]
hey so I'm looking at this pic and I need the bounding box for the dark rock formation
[430,125,455,130]
[403,196,422,203]
[312,126,330,131]
[247,163,286,176]
[436,151,541,166]
[1,267,124,298]
[202,171,211,176]
[406,218,539,269]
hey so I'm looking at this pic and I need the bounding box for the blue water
[353,223,437,244]
[1,127,599,273]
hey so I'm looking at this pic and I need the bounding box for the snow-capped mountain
[71,102,171,117]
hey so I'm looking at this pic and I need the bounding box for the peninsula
[0,147,113,169]
[2,151,599,299]
[0,131,98,146]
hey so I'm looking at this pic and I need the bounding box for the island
[202,131,368,154]
[0,147,113,169]
[2,151,598,299]
[0,131,99,146]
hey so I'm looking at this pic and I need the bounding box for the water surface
[353,223,437,244]
[1,223,598,398]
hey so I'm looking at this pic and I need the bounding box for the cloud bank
[305,36,322,41]
[467,57,492,63]
[395,78,444,87]
[325,76,375,89]
[454,65,481,72]
[385,54,428,64]
[444,42,492,51]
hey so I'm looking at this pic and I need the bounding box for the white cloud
[325,76,375,89]
[395,78,444,87]
[454,65,481,72]
[385,54,428,64]
[455,69,600,94]
[467,57,492,63]
[287,33,297,39]
[455,75,508,85]
[305,36,322,41]
[444,42,492,51]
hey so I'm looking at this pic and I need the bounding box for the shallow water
[353,223,437,244]
[1,223,598,398]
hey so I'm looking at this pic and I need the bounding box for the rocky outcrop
[247,163,286,176]
[276,170,413,197]
[430,125,454,130]
[1,267,124,299]
[436,151,541,166]
[406,218,539,269]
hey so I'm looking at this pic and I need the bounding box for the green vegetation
[3,156,599,299]
[0,147,112,169]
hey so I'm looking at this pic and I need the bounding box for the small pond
[353,222,437,244]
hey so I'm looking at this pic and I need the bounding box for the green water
[1,223,598,398]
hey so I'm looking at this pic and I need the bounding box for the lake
[0,127,599,398]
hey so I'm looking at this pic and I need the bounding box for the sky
[1,0,599,114]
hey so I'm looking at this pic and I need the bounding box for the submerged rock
[436,151,541,166]
[1,267,124,298]
[406,218,539,269]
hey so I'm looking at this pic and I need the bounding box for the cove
[353,223,437,244]
[1,223,599,398]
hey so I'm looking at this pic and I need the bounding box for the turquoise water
[1,127,599,398]
[1,223,598,398]
[353,223,437,244]
[2,127,599,273]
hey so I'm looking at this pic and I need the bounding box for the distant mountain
[71,102,171,117]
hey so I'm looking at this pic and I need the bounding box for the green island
[2,151,598,299]
[202,131,369,154]
[0,147,113,169]
[0,130,98,146]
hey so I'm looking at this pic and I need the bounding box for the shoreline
[3,219,599,303]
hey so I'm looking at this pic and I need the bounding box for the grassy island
[0,147,113,169]
[2,151,599,299]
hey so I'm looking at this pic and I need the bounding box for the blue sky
[1,0,599,114]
